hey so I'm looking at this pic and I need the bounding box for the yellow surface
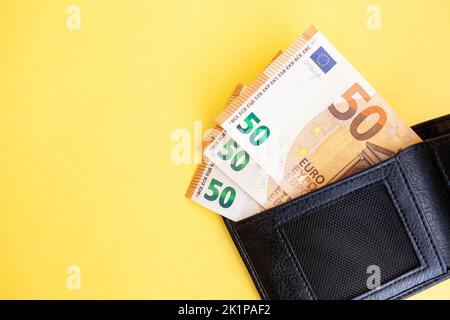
[0,0,449,299]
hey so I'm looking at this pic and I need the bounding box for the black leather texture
[224,114,450,300]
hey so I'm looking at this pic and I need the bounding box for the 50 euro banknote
[217,26,421,199]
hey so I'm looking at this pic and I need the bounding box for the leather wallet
[224,114,450,300]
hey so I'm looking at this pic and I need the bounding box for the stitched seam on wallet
[396,157,447,273]
[274,175,425,300]
[274,177,404,300]
[240,159,396,226]
[361,178,427,299]
[227,222,269,299]
[430,140,450,185]
[276,227,315,300]
[275,175,416,300]
[273,160,432,300]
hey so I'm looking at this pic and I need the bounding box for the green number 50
[217,138,250,172]
[236,112,270,146]
[203,178,236,208]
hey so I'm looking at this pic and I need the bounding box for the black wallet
[224,114,450,300]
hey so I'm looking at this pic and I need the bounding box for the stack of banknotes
[186,26,421,221]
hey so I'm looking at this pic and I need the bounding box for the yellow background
[0,0,449,299]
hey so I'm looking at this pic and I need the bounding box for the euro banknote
[217,26,421,199]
